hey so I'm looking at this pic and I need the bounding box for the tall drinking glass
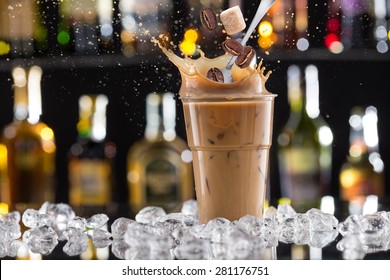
[178,63,276,224]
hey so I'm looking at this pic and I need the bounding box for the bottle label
[69,159,111,205]
[279,147,322,201]
[14,138,42,169]
[145,159,178,207]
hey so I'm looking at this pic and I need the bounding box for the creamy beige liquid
[183,98,274,223]
[159,44,275,223]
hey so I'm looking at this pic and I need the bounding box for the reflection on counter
[1,196,390,260]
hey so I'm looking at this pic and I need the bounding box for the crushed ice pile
[1,200,389,259]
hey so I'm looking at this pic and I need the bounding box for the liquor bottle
[295,0,309,51]
[60,0,99,55]
[127,92,194,213]
[0,66,56,211]
[372,0,389,53]
[57,0,75,54]
[325,0,343,53]
[33,0,48,56]
[96,0,115,54]
[68,94,116,209]
[340,0,374,49]
[277,65,333,210]
[7,0,35,57]
[118,0,173,57]
[339,106,385,202]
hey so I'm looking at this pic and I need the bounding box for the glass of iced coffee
[158,4,276,224]
[182,63,275,224]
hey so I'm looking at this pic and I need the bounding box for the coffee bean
[235,46,255,68]
[222,39,244,56]
[206,67,224,82]
[200,8,218,30]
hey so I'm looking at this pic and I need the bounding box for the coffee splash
[153,38,273,99]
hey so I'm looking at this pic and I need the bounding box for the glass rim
[180,94,277,102]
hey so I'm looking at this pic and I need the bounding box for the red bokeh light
[324,33,340,49]
[327,18,340,33]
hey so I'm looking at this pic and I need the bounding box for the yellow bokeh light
[388,30,390,41]
[184,29,198,43]
[0,144,7,169]
[258,35,274,49]
[40,127,54,141]
[258,21,273,37]
[0,41,11,56]
[179,40,197,56]
[340,169,361,189]
[0,203,9,214]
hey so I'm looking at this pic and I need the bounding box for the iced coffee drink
[158,4,276,223]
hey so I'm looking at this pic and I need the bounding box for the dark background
[1,1,389,205]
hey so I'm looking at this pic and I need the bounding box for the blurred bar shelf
[1,49,390,72]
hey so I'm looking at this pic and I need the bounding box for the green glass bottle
[277,64,333,210]
[339,106,385,204]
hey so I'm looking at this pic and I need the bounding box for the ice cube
[43,202,76,233]
[278,217,296,244]
[111,217,135,239]
[337,235,366,260]
[200,217,230,239]
[209,226,234,244]
[209,243,228,260]
[294,229,310,245]
[181,199,198,218]
[153,219,187,236]
[62,227,89,256]
[235,215,263,236]
[188,224,206,239]
[22,209,49,228]
[135,206,166,224]
[22,225,58,255]
[360,213,389,234]
[309,229,338,248]
[173,236,210,260]
[338,215,362,236]
[307,208,338,231]
[0,240,22,258]
[67,216,87,231]
[260,218,279,247]
[159,212,197,227]
[0,220,21,241]
[225,230,263,260]
[111,239,130,259]
[86,213,109,229]
[92,228,113,248]
[124,230,174,260]
[276,204,297,223]
[295,214,310,230]
[3,211,21,224]
[264,206,277,220]
[170,227,193,246]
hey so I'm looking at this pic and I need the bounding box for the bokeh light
[258,21,273,37]
[184,29,198,43]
